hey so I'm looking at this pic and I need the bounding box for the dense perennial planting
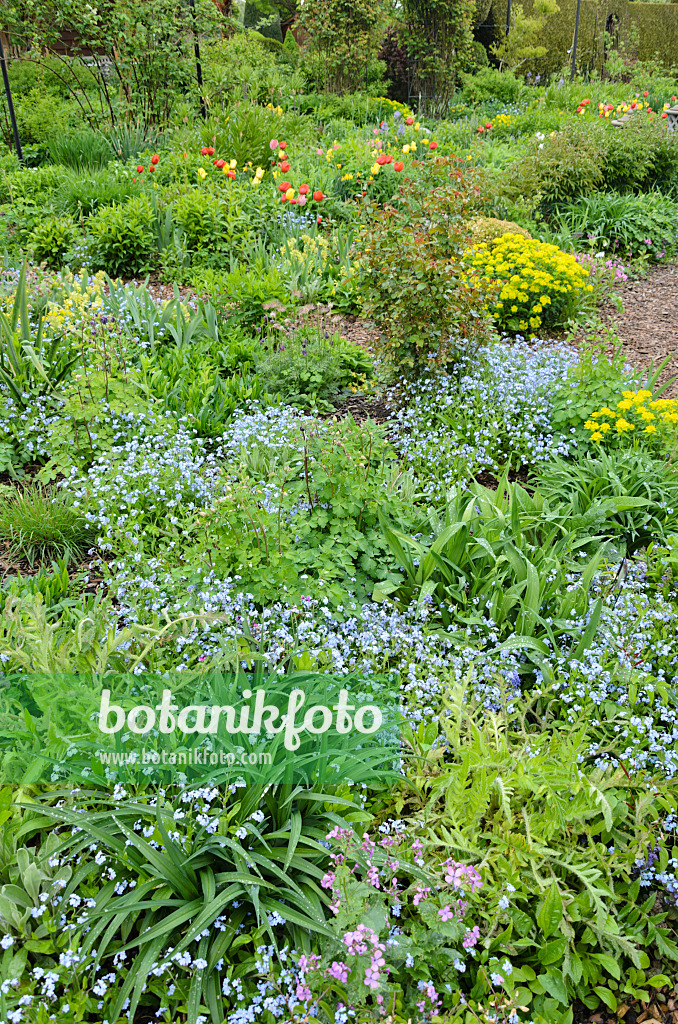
[1,29,678,1024]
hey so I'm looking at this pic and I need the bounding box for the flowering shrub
[464,234,592,334]
[585,389,678,451]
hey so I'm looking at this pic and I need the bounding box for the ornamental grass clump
[465,233,592,335]
[0,483,94,566]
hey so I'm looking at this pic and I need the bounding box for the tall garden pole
[570,0,582,81]
[505,0,512,35]
[188,0,207,120]
[0,30,23,162]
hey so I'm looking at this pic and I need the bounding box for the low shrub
[27,215,77,268]
[464,233,592,335]
[89,194,157,277]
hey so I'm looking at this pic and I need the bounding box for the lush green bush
[27,215,77,268]
[0,483,94,565]
[357,161,494,375]
[89,194,157,277]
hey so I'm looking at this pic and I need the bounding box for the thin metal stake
[0,30,22,162]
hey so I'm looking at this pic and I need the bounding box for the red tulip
[385,154,393,163]
[280,161,291,173]
[207,146,214,156]
[136,165,144,173]
[429,141,438,150]
[290,198,298,204]
[151,154,159,165]
[377,154,388,165]
[477,126,485,132]
[485,122,492,128]
[298,184,310,195]
[394,161,404,172]
[132,177,137,183]
[317,215,322,223]
[149,165,155,173]
[662,111,668,118]
[278,181,292,192]
[313,190,324,201]
[200,147,208,156]
[643,91,649,97]
[216,158,225,168]
[279,141,287,149]
[405,116,414,125]
[227,169,236,179]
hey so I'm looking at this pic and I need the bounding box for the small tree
[490,0,560,73]
[298,0,389,94]
[4,0,220,127]
[399,0,476,109]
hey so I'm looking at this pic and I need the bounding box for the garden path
[594,261,678,394]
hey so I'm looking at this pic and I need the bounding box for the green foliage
[53,168,138,218]
[200,105,280,175]
[462,67,524,104]
[47,130,112,171]
[490,0,561,72]
[555,192,678,260]
[404,704,678,1018]
[27,216,77,269]
[256,326,373,411]
[0,266,79,407]
[298,0,390,94]
[20,781,364,1022]
[357,164,494,375]
[375,474,607,663]
[89,195,157,277]
[549,335,671,438]
[174,187,252,264]
[204,417,420,605]
[0,484,94,566]
[536,449,678,554]
[399,0,477,105]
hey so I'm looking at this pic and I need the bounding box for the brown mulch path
[575,262,678,396]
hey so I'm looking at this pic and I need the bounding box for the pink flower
[270,139,279,149]
[316,148,323,155]
[438,905,454,922]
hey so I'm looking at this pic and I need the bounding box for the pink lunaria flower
[444,859,482,892]
[321,871,336,890]
[326,826,353,843]
[463,925,480,949]
[327,961,350,983]
[297,954,320,973]
[413,885,431,906]
[366,865,380,889]
[296,982,311,1001]
[270,139,279,149]
[438,905,454,922]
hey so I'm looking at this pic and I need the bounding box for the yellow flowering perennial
[464,234,592,336]
[585,390,678,449]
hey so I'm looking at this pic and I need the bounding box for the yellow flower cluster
[464,234,591,335]
[280,234,331,271]
[585,390,678,445]
[44,274,107,335]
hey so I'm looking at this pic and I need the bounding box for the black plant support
[188,0,207,120]
[0,30,22,162]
